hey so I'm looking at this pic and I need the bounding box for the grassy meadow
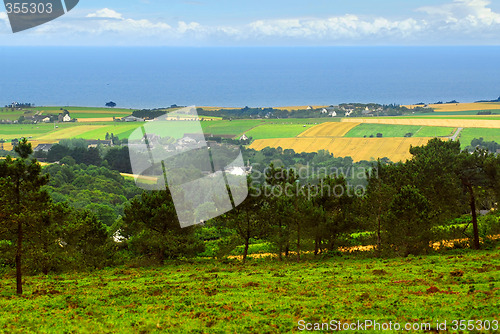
[344,124,455,138]
[245,124,315,140]
[459,128,500,149]
[0,246,498,333]
[1,103,500,333]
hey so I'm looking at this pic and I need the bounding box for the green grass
[345,124,454,138]
[414,126,456,137]
[0,123,144,141]
[201,120,265,138]
[0,111,34,121]
[0,246,498,333]
[459,128,500,148]
[0,123,76,140]
[69,113,127,119]
[32,106,133,113]
[74,123,143,140]
[0,107,133,121]
[245,124,314,140]
[201,119,336,139]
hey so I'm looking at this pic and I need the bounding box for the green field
[0,122,144,141]
[0,247,498,333]
[245,124,314,139]
[459,128,500,147]
[0,105,498,150]
[32,106,133,112]
[0,111,32,121]
[31,107,133,119]
[201,120,264,137]
[75,123,144,140]
[345,124,455,138]
[0,123,76,140]
[201,119,336,139]
[414,126,456,137]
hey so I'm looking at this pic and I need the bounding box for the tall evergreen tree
[0,139,49,294]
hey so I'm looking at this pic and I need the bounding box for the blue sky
[1,0,500,45]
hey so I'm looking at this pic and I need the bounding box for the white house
[63,114,71,122]
[322,107,337,117]
[42,117,51,123]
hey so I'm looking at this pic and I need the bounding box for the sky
[1,0,500,46]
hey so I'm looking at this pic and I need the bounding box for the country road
[450,127,464,141]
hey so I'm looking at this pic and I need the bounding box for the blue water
[1,46,500,109]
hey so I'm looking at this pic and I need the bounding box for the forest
[0,138,499,296]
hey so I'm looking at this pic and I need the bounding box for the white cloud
[86,8,123,20]
[417,0,500,26]
[0,11,11,33]
[36,8,173,38]
[247,15,423,41]
[3,1,500,45]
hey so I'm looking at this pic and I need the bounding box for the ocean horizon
[1,46,500,109]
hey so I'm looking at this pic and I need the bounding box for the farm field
[245,124,315,140]
[459,128,500,148]
[33,106,133,115]
[200,119,335,139]
[0,123,77,140]
[200,120,264,137]
[344,124,455,138]
[0,122,144,142]
[0,247,498,333]
[298,122,360,137]
[249,137,434,162]
[415,126,456,137]
[404,102,500,112]
[36,126,107,141]
[341,118,500,129]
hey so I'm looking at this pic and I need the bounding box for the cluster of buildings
[1,111,73,124]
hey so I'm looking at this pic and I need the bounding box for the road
[450,127,464,141]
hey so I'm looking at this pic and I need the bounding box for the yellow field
[341,118,500,128]
[1,140,58,151]
[298,122,360,137]
[36,126,106,140]
[249,137,434,162]
[404,102,500,112]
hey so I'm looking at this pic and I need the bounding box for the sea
[1,46,500,109]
